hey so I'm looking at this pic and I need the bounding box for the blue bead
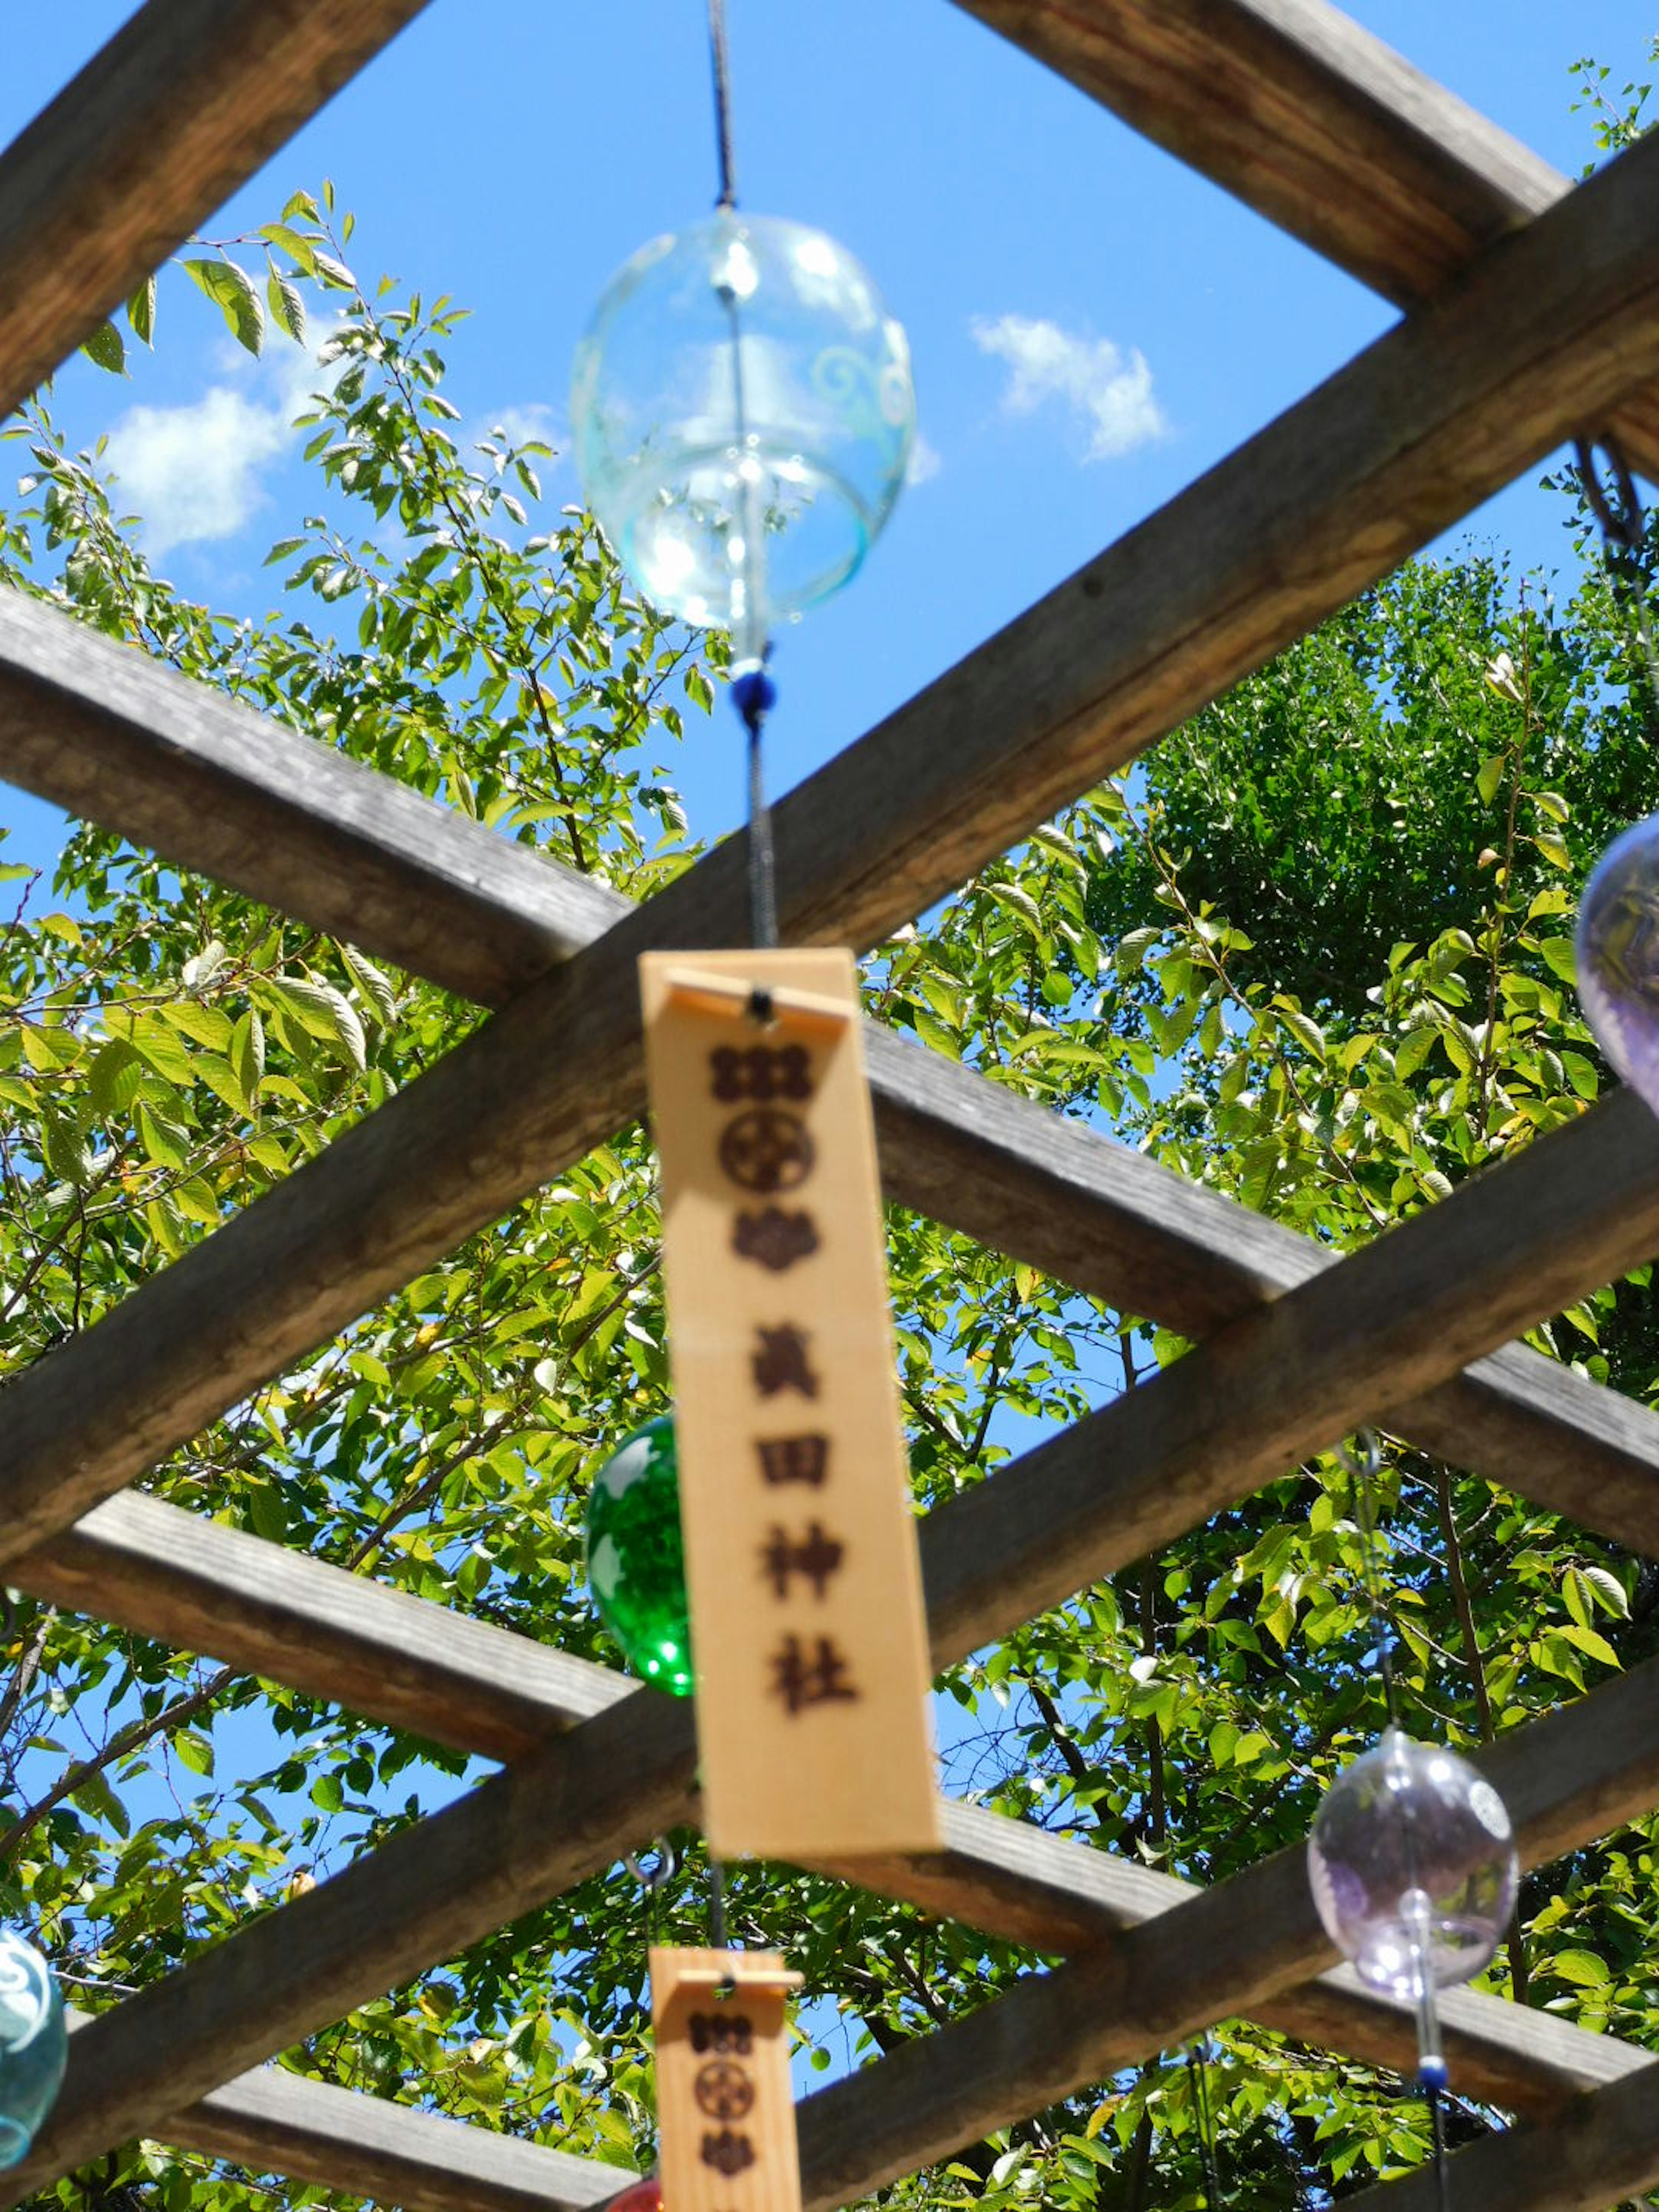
[731,668,778,723]
[1417,2054,1449,2091]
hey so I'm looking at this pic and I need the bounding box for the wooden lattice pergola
[2,3,1659,2208]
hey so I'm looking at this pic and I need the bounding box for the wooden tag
[640,949,941,1861]
[651,1946,802,2212]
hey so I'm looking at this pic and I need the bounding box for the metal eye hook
[1336,1429,1381,1482]
[625,1841,679,1895]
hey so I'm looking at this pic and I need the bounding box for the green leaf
[79,318,126,374]
[1476,753,1506,806]
[267,267,307,345]
[88,1037,145,1119]
[1548,1946,1611,1987]
[175,1729,216,1777]
[126,276,156,346]
[1558,1621,1620,1669]
[231,1009,265,1109]
[341,944,398,1027]
[184,256,265,354]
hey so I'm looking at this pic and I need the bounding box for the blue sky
[4,0,1655,864]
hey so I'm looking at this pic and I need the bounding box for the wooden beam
[7,126,1659,1576]
[0,0,432,417]
[16,1500,1641,2129]
[173,2063,635,2212]
[1338,2060,1659,2212]
[3,1688,701,2204]
[919,1086,1659,1669]
[871,1033,1659,1564]
[790,1657,1659,2212]
[947,0,1659,480]
[813,1800,1654,2122]
[16,1491,626,1761]
[0,592,629,1005]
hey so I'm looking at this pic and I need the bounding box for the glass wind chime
[569,10,928,2207]
[1572,438,1659,1099]
[1306,1437,1517,2200]
[572,0,915,1707]
[0,1923,68,2166]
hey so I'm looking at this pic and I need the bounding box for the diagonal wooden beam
[816,1800,1656,2123]
[169,2060,634,2212]
[0,0,434,418]
[7,125,1659,1575]
[3,1687,701,2205]
[918,1084,1659,1668]
[14,1500,1643,2128]
[0,591,629,1005]
[17,1490,627,1761]
[946,0,1659,480]
[869,1033,1659,1565]
[1335,2063,1659,2212]
[789,1657,1659,2212]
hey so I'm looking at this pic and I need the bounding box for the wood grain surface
[0,0,432,416]
[947,0,1659,480]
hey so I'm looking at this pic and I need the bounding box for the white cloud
[906,432,942,486]
[106,388,288,556]
[475,402,563,456]
[105,324,343,558]
[970,313,1164,461]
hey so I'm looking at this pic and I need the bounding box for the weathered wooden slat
[813,1800,1654,2122]
[871,1033,1659,1564]
[790,1656,1659,2212]
[1338,2058,1659,2212]
[947,0,1659,481]
[0,0,433,417]
[7,127,1659,1578]
[17,1491,625,1761]
[919,1086,1659,1668]
[17,1497,1636,2128]
[173,2063,633,2212]
[0,593,629,1004]
[3,1688,700,2205]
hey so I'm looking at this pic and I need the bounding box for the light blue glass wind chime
[570,0,914,1689]
[0,1913,67,2165]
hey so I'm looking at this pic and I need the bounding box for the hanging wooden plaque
[651,1946,803,2212]
[639,948,941,1861]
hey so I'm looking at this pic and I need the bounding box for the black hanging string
[708,1853,729,1951]
[1576,433,1659,740]
[706,0,738,213]
[1185,2042,1224,2209]
[626,1839,679,1960]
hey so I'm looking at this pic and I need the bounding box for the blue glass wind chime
[570,0,914,1687]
